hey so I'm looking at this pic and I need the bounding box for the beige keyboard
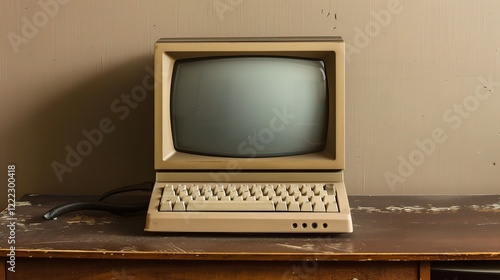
[145,180,353,233]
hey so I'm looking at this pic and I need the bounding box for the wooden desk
[1,195,499,279]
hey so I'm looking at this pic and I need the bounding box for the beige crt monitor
[145,37,352,233]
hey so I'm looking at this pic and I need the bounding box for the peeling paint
[66,214,114,225]
[386,206,427,213]
[470,203,500,212]
[352,206,387,213]
[276,243,315,251]
[353,202,500,214]
[428,206,460,212]
[167,243,187,253]
[353,204,462,214]
[485,203,500,212]
[16,201,32,207]
[120,246,139,252]
[323,243,354,253]
[477,222,500,225]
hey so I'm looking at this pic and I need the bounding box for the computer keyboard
[159,183,339,212]
[145,180,353,233]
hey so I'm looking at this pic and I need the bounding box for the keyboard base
[145,181,353,233]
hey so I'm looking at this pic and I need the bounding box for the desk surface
[1,194,499,261]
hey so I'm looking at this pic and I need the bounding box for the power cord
[43,182,154,220]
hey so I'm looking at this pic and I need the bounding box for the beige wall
[1,0,499,209]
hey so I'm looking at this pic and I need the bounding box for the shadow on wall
[6,57,156,201]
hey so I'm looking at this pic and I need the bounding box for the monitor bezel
[154,37,345,172]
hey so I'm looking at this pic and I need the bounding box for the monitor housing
[154,37,345,181]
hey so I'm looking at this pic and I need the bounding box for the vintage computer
[145,37,352,233]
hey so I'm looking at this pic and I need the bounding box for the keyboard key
[238,185,249,193]
[276,185,287,196]
[227,184,237,191]
[252,189,264,198]
[302,184,313,190]
[203,189,213,197]
[288,201,300,211]
[300,201,313,212]
[271,196,282,204]
[251,184,262,190]
[279,192,288,200]
[186,200,275,211]
[159,200,173,211]
[297,196,309,204]
[325,184,336,196]
[190,189,201,198]
[216,192,226,200]
[202,185,212,193]
[214,185,225,194]
[178,190,189,198]
[275,201,288,211]
[257,196,269,201]
[289,185,300,194]
[265,189,276,197]
[175,184,187,192]
[313,184,325,194]
[241,190,251,199]
[310,196,323,204]
[305,190,315,199]
[162,189,176,198]
[228,189,238,199]
[323,196,336,205]
[326,202,339,212]
[161,195,179,205]
[318,190,328,198]
[313,202,326,212]
[173,201,186,211]
[300,185,311,195]
[284,196,295,204]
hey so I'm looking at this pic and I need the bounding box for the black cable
[43,202,149,220]
[43,182,154,220]
[99,182,154,201]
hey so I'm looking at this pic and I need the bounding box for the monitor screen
[171,57,328,158]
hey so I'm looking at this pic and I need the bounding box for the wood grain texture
[0,259,5,280]
[419,261,431,280]
[9,259,419,280]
